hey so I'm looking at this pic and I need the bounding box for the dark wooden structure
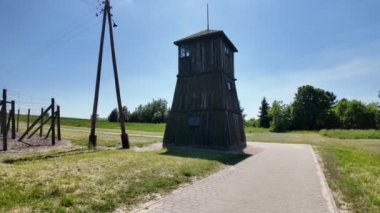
[163,29,246,150]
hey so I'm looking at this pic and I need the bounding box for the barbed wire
[2,89,60,116]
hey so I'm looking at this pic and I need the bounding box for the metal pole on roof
[207,4,209,31]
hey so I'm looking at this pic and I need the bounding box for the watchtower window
[224,45,230,56]
[180,47,191,58]
[188,116,200,127]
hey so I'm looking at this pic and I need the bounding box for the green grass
[13,114,380,211]
[319,145,380,212]
[247,131,380,212]
[16,120,164,148]
[244,127,270,133]
[18,115,166,132]
[319,129,380,139]
[0,148,248,212]
[71,138,159,148]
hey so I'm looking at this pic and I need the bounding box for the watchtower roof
[174,29,238,52]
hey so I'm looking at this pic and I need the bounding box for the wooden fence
[0,89,61,151]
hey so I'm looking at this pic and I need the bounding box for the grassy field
[16,120,164,148]
[18,115,166,132]
[244,126,270,133]
[246,131,380,212]
[0,147,248,212]
[7,116,380,211]
[319,129,380,139]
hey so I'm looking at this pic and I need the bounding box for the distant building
[163,29,246,150]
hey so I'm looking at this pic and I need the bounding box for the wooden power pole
[89,0,129,149]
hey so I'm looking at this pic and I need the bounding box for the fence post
[51,98,55,146]
[2,89,7,151]
[7,109,11,132]
[27,108,30,130]
[40,108,43,137]
[11,101,15,139]
[16,109,20,132]
[57,105,61,141]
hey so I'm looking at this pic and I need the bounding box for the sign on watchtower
[163,29,246,150]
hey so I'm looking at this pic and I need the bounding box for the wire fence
[6,89,59,116]
[1,89,61,151]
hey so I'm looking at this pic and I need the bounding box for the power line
[4,6,100,73]
[79,0,96,7]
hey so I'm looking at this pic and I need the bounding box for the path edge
[309,146,339,213]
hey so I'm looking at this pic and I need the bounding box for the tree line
[108,99,168,123]
[248,85,380,132]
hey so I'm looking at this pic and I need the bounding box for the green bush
[334,99,378,129]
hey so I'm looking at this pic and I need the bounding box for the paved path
[132,142,337,213]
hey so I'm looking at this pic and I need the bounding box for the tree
[292,85,336,130]
[245,118,259,127]
[258,97,270,128]
[335,99,377,129]
[377,92,380,128]
[121,106,131,121]
[108,108,119,122]
[269,101,292,132]
[129,99,169,123]
[240,107,247,121]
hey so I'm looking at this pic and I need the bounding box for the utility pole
[89,0,129,149]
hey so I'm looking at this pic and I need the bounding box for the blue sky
[1,0,379,119]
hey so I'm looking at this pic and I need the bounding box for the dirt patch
[131,142,163,152]
[0,133,73,155]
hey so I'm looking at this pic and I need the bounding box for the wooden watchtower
[163,29,246,150]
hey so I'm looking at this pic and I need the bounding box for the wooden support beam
[7,109,11,132]
[18,105,52,142]
[57,106,61,141]
[89,0,108,149]
[40,108,43,137]
[28,116,51,139]
[2,89,7,151]
[16,109,20,133]
[45,124,52,139]
[107,2,129,149]
[51,98,55,146]
[11,101,15,139]
[27,108,30,130]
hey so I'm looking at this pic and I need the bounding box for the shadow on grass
[161,147,251,166]
[2,148,96,164]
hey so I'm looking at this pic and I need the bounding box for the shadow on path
[161,147,251,166]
